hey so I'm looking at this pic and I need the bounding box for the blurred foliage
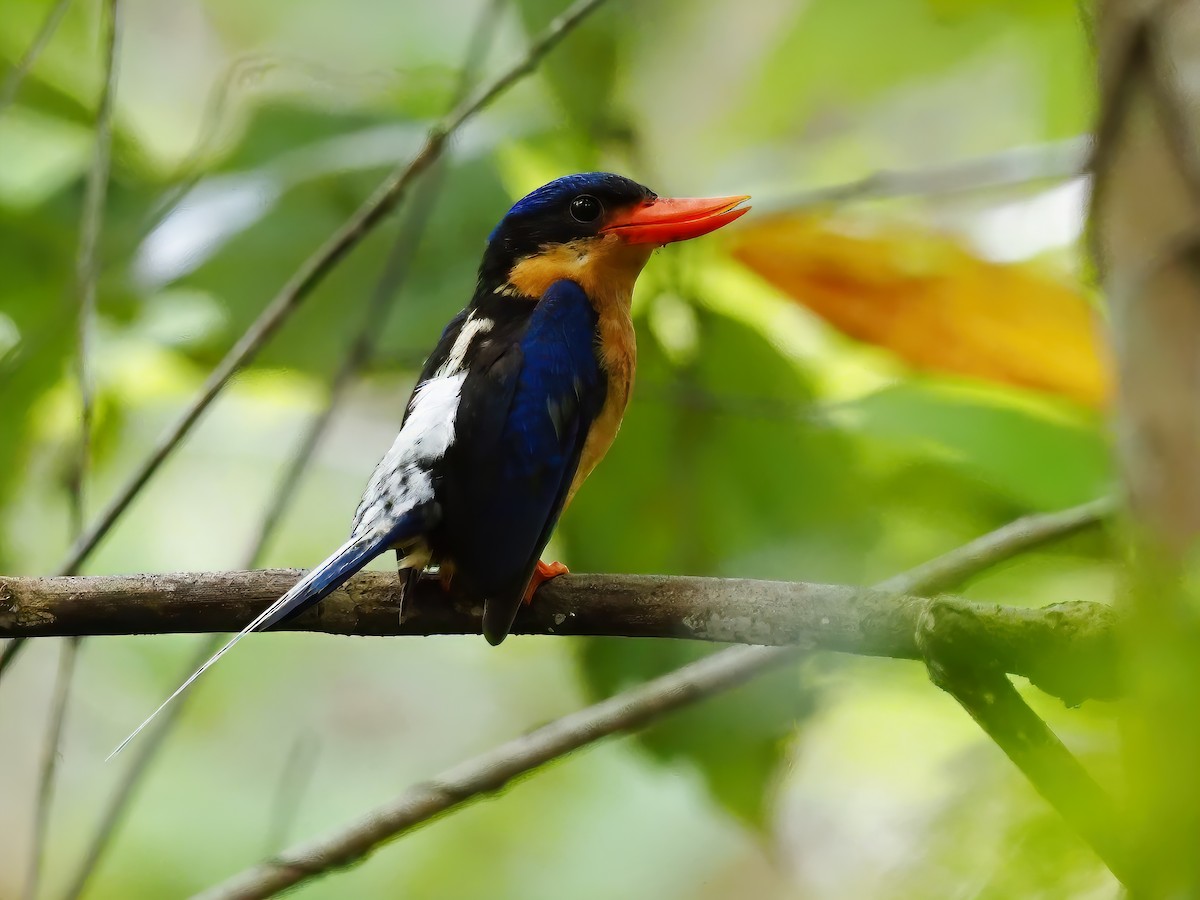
[0,0,1115,898]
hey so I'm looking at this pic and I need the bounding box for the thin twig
[0,0,617,676]
[24,3,120,897]
[57,633,217,900]
[201,647,796,900]
[189,497,1114,900]
[71,0,120,538]
[767,136,1089,214]
[876,495,1117,596]
[23,637,79,900]
[0,637,21,677]
[0,0,74,114]
[263,734,320,858]
[56,7,505,895]
[1087,6,1150,271]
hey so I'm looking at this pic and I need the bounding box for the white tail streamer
[107,537,360,760]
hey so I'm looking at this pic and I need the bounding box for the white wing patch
[351,313,493,540]
[438,315,494,377]
[109,313,497,760]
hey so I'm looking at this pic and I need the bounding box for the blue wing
[437,279,606,644]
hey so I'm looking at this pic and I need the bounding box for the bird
[109,172,749,758]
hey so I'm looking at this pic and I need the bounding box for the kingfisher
[111,173,749,756]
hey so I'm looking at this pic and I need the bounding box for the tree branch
[198,643,796,900]
[918,599,1135,887]
[170,498,1114,899]
[0,569,1118,707]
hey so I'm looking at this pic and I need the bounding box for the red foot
[523,559,568,604]
[438,562,456,593]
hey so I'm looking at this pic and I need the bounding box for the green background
[0,1,1114,897]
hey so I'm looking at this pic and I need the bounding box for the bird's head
[478,172,749,305]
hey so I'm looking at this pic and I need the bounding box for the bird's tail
[108,532,393,760]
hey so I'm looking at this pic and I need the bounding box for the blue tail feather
[257,536,386,631]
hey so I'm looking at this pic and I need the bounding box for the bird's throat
[504,237,653,317]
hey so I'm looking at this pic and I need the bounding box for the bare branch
[200,645,796,900]
[177,498,1113,900]
[0,567,1119,705]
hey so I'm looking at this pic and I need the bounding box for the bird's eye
[570,195,602,223]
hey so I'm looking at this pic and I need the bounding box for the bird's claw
[523,559,568,604]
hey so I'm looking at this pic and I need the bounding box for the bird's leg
[523,559,569,604]
[398,566,422,625]
[396,545,433,625]
[438,560,456,593]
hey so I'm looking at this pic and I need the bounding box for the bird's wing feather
[443,280,606,643]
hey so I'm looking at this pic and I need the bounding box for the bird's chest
[569,308,635,503]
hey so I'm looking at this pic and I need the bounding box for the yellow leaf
[730,214,1112,408]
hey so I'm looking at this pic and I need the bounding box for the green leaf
[739,0,1090,143]
[837,380,1112,511]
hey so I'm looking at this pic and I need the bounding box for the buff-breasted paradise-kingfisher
[110,173,750,756]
